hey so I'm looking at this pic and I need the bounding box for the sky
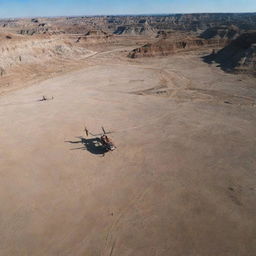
[0,0,255,18]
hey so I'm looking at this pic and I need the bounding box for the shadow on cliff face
[202,32,256,74]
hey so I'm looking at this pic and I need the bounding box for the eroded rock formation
[204,32,256,74]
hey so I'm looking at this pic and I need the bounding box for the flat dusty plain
[0,48,256,256]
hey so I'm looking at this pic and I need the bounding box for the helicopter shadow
[65,136,109,155]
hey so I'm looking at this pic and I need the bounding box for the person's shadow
[65,136,109,155]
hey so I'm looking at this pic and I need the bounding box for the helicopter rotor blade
[84,126,89,137]
[84,125,113,137]
[102,126,106,134]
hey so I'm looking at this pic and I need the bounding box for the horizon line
[0,11,255,20]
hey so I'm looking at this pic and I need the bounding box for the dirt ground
[0,49,256,256]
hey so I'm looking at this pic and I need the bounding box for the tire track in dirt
[101,186,152,256]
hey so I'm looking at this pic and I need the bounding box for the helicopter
[38,96,54,102]
[84,126,116,151]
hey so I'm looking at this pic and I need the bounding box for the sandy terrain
[0,48,256,256]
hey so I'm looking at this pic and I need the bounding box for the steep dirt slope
[0,33,98,95]
[204,32,256,74]
[0,35,93,73]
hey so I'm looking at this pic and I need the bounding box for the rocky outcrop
[156,30,171,39]
[1,13,256,37]
[128,38,207,58]
[19,28,49,35]
[75,30,114,43]
[109,13,256,34]
[199,25,240,42]
[85,30,108,36]
[31,18,39,23]
[204,32,256,74]
[114,23,155,36]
